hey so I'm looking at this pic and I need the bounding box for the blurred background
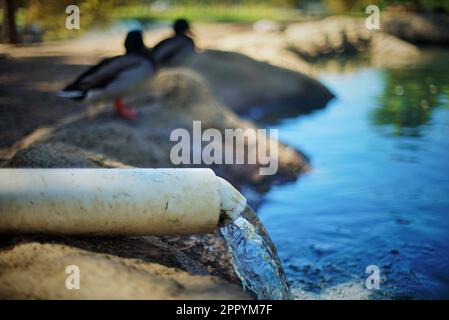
[1,0,449,43]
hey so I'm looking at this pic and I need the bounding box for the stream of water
[219,205,291,300]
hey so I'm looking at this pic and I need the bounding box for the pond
[257,49,449,299]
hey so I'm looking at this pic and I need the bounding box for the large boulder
[182,50,334,119]
[206,31,315,75]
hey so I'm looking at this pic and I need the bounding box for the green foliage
[14,0,300,40]
[22,0,115,39]
[379,0,449,11]
[8,0,449,41]
[111,3,294,23]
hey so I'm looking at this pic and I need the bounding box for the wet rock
[0,242,250,299]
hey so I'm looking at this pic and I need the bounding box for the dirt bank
[0,242,249,299]
[0,54,87,150]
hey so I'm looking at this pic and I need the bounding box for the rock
[7,142,131,168]
[201,32,315,76]
[383,12,449,45]
[182,50,334,118]
[253,20,283,33]
[370,33,420,67]
[0,242,250,299]
[285,16,420,66]
[285,17,372,60]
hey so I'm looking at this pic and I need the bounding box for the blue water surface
[258,50,449,299]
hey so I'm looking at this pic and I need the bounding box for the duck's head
[124,30,145,54]
[173,19,191,36]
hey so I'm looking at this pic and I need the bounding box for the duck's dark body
[152,34,195,65]
[61,52,154,103]
[58,30,154,120]
[63,56,118,100]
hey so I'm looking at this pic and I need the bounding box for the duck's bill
[57,90,85,99]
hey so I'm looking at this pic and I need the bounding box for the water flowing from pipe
[219,205,291,300]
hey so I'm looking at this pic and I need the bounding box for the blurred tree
[2,0,18,43]
[4,0,448,43]
[22,0,120,39]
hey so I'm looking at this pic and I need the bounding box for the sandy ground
[0,242,249,299]
[0,54,87,150]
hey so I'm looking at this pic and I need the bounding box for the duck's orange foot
[114,99,138,121]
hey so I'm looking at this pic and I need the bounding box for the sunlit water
[256,50,449,299]
[219,205,291,299]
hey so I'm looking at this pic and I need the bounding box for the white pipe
[217,177,247,226]
[0,168,244,236]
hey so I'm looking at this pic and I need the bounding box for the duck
[151,19,196,66]
[58,30,155,120]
